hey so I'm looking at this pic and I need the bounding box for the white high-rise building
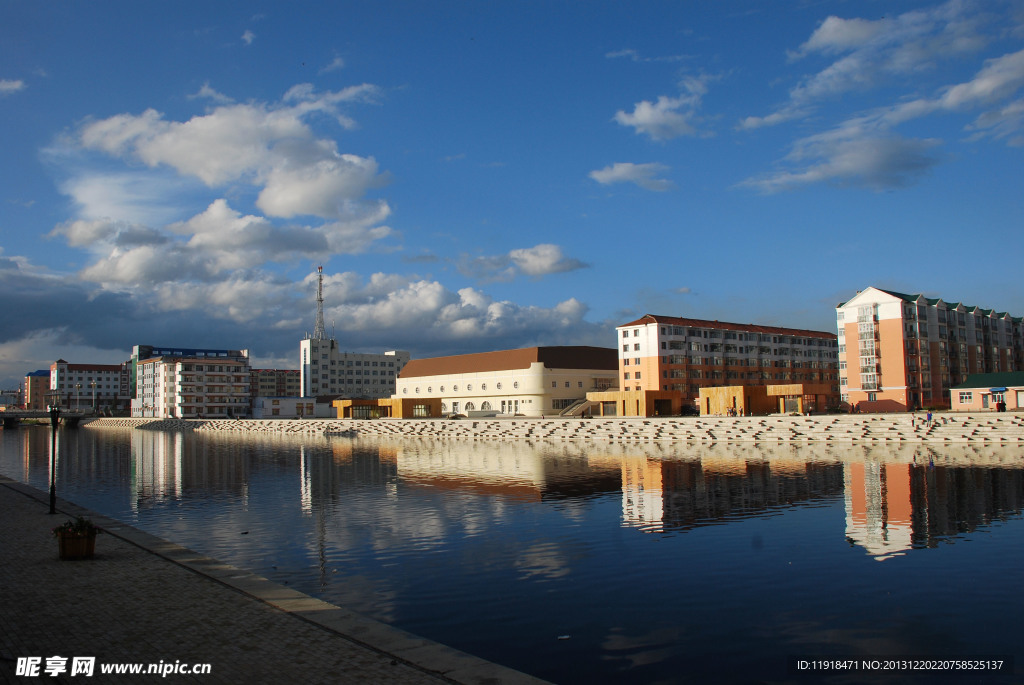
[299,339,409,398]
[298,266,409,398]
[131,350,251,418]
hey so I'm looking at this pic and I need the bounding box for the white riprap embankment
[86,414,1024,444]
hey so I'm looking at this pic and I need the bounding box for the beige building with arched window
[394,347,618,417]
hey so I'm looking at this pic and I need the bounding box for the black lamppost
[48,405,60,514]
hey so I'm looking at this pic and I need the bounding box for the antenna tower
[313,265,327,340]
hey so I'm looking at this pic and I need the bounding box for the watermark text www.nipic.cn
[16,656,213,678]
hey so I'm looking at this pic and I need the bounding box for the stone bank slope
[88,414,1024,444]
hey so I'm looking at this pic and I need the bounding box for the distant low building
[950,372,1024,412]
[697,383,837,416]
[252,396,321,419]
[394,346,618,417]
[250,368,301,399]
[50,359,128,411]
[23,370,50,411]
[334,397,443,419]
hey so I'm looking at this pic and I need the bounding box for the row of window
[657,370,826,387]
[315,378,386,384]
[643,357,834,369]
[840,303,1021,334]
[312,358,396,367]
[320,369,390,376]
[179,364,245,372]
[403,381,522,394]
[642,326,837,346]
[665,370,835,381]
[663,341,836,357]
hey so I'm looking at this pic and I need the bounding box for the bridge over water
[1,411,88,429]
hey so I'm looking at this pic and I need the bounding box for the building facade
[252,396,319,419]
[394,346,618,417]
[23,370,50,411]
[837,287,1024,411]
[131,346,247,399]
[615,315,839,410]
[50,360,128,411]
[250,369,301,399]
[299,338,410,399]
[131,350,251,418]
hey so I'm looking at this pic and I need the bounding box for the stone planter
[57,532,97,560]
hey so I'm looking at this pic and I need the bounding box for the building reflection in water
[845,462,912,560]
[844,457,1024,560]
[611,455,847,533]
[130,430,252,511]
[113,430,1024,565]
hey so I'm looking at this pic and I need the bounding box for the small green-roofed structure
[950,372,1024,412]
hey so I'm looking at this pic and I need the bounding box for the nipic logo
[15,656,211,677]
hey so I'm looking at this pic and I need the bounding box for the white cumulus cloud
[589,162,673,191]
[614,95,698,140]
[458,244,588,282]
[0,79,26,95]
[77,84,386,219]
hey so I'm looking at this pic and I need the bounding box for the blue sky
[2,0,1023,387]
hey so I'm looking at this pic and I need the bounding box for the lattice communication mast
[312,265,327,341]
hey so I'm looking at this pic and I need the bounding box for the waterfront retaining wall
[85,414,1024,444]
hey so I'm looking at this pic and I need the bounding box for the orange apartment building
[608,314,839,414]
[22,370,51,410]
[837,287,1024,411]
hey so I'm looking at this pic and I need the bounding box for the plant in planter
[52,516,102,560]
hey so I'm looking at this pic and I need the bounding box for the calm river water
[3,425,1023,684]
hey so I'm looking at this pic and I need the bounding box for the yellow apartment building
[610,314,839,414]
[837,287,1024,411]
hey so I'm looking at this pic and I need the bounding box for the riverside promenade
[88,413,1024,445]
[0,478,550,685]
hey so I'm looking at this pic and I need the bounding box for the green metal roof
[844,288,1021,322]
[876,288,919,302]
[952,372,1024,390]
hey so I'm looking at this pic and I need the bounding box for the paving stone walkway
[0,477,549,685]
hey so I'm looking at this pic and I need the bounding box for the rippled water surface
[3,425,1023,684]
